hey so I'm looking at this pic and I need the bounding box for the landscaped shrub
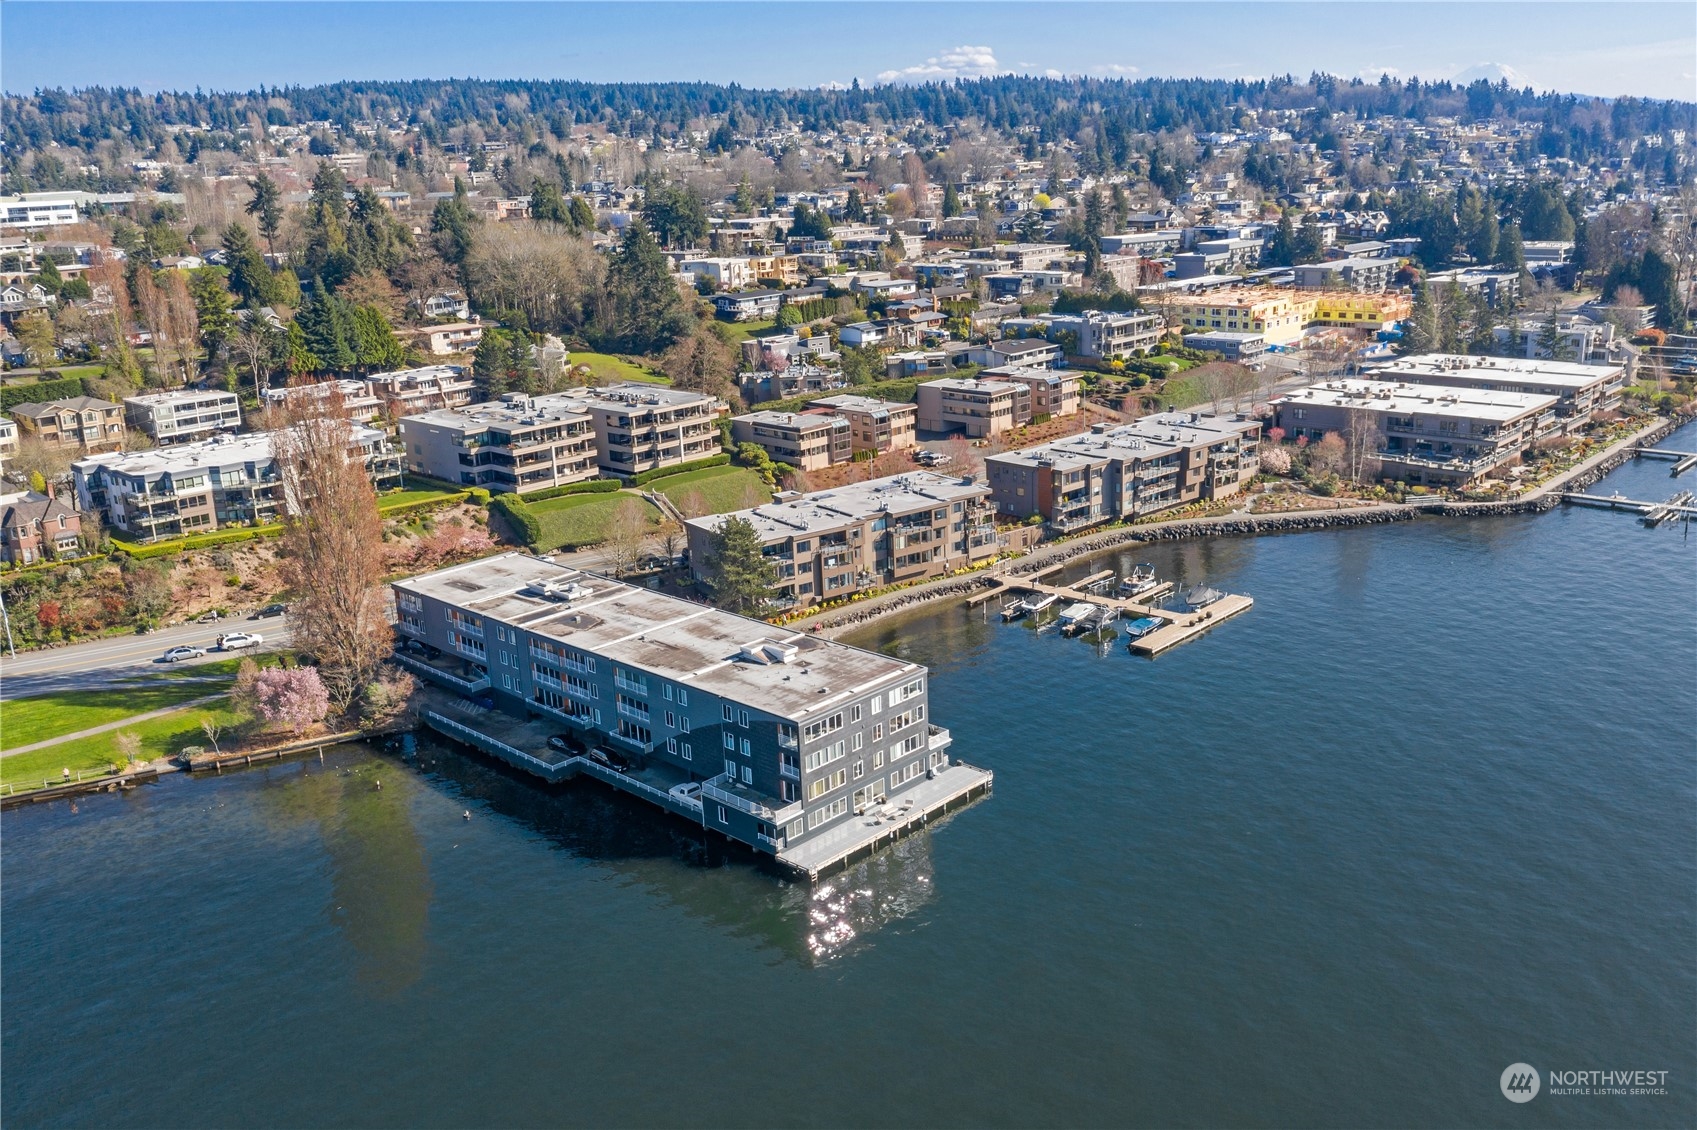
[631,453,730,486]
[113,524,285,560]
[2,375,90,410]
[521,478,621,502]
[488,494,541,545]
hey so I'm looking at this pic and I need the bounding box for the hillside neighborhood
[0,73,1692,657]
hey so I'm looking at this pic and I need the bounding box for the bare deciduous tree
[1343,406,1379,484]
[270,387,389,712]
[602,497,650,577]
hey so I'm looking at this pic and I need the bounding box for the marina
[972,560,1253,655]
[1633,445,1697,476]
[1561,490,1697,526]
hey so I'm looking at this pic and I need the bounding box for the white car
[217,632,263,651]
[668,782,703,807]
[161,645,207,663]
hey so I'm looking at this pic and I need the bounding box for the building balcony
[701,774,797,821]
[609,730,653,754]
[393,651,490,693]
[927,725,952,752]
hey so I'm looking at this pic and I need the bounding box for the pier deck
[776,762,994,880]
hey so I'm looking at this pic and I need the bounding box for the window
[850,704,862,723]
[738,710,749,728]
[806,797,849,829]
[663,684,673,701]
[681,717,691,733]
[872,723,883,741]
[803,740,846,773]
[667,738,677,754]
[853,761,865,780]
[741,764,752,785]
[723,733,736,750]
[873,749,885,768]
[852,732,864,751]
[723,704,734,721]
[717,805,729,824]
[725,759,738,778]
[681,743,692,760]
[665,710,675,728]
[871,695,883,715]
[677,689,687,707]
[740,738,751,756]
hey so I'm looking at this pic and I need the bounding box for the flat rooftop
[686,470,988,541]
[123,390,237,407]
[1279,380,1559,422]
[734,410,846,431]
[807,394,916,415]
[990,411,1258,468]
[919,377,1022,395]
[395,553,924,721]
[72,424,387,476]
[1367,353,1624,389]
[402,394,592,432]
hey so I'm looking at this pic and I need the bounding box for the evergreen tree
[296,280,355,373]
[301,162,354,286]
[189,269,236,360]
[350,305,407,372]
[733,177,754,214]
[245,173,283,255]
[701,516,779,615]
[1497,222,1527,271]
[1264,209,1297,266]
[531,180,569,225]
[346,185,411,276]
[222,222,278,308]
[473,327,516,397]
[599,220,691,354]
[285,319,318,378]
[430,179,480,271]
[1536,304,1575,360]
[843,188,866,223]
[36,257,62,295]
[1400,283,1439,353]
[567,195,596,231]
[1293,214,1326,263]
[942,181,962,219]
[641,180,708,249]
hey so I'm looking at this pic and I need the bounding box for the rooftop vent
[738,639,799,666]
[524,579,590,602]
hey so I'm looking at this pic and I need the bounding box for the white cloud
[1358,66,1399,80]
[877,45,1004,84]
[1090,63,1140,77]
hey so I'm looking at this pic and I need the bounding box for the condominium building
[261,379,385,423]
[392,554,955,855]
[1,192,81,230]
[364,365,477,414]
[10,396,126,452]
[0,417,18,469]
[987,413,1262,530]
[915,378,1032,438]
[806,395,918,454]
[124,390,242,444]
[1367,353,1625,428]
[979,367,1082,421]
[729,411,852,471]
[1165,290,1312,346]
[1183,331,1268,367]
[553,383,723,477]
[1272,379,1560,486]
[408,321,484,356]
[73,426,400,541]
[1040,310,1164,360]
[1292,257,1397,292]
[398,394,598,494]
[685,471,999,608]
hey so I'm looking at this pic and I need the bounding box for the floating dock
[977,570,1252,656]
[1561,491,1697,524]
[1633,447,1697,477]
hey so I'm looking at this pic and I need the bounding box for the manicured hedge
[377,491,471,517]
[521,478,621,503]
[112,524,285,560]
[488,494,541,545]
[630,453,729,486]
[2,376,90,411]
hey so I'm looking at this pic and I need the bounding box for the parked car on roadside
[216,632,263,651]
[249,603,289,620]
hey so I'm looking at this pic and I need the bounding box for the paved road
[0,618,294,699]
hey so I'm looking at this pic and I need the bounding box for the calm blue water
[6,424,1695,1128]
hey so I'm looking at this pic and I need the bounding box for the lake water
[5,424,1694,1128]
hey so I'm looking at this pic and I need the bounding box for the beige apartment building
[10,396,126,453]
[729,411,852,471]
[979,367,1082,421]
[398,394,599,494]
[686,471,1000,608]
[806,395,918,455]
[915,378,1032,438]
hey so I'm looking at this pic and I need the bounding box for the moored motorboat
[1119,563,1159,597]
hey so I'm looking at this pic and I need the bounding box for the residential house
[806,395,919,454]
[11,396,126,453]
[408,321,485,356]
[0,489,81,564]
[729,411,853,471]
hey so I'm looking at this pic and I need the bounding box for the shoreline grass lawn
[528,491,661,549]
[3,682,228,751]
[1,702,247,790]
[648,465,772,515]
[568,352,669,385]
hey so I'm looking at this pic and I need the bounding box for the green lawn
[568,352,670,385]
[2,681,228,751]
[1,702,248,790]
[648,465,772,515]
[528,492,662,550]
[1157,372,1210,409]
[716,318,779,343]
[378,486,466,511]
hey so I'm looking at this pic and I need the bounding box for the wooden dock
[1634,447,1697,477]
[1561,492,1697,523]
[978,570,1253,656]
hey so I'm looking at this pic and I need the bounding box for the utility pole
[0,584,15,657]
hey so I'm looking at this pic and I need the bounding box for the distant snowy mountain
[1449,62,1536,89]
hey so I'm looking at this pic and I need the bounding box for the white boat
[1119,564,1158,596]
[999,597,1030,621]
[1056,601,1098,628]
[1026,591,1060,613]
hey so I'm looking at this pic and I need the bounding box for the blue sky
[2,2,1692,100]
